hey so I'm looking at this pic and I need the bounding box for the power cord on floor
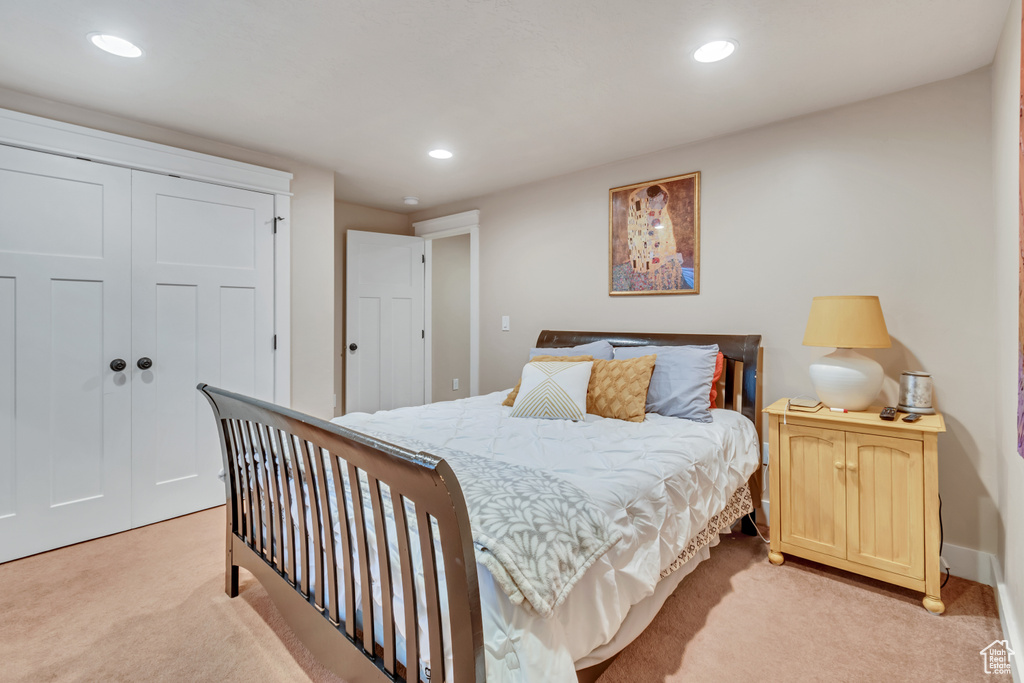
[939,494,950,588]
[745,461,770,545]
[746,511,770,544]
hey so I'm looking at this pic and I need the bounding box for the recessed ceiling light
[428,149,453,159]
[403,196,420,205]
[89,33,143,58]
[693,40,736,63]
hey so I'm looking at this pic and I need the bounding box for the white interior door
[0,145,133,562]
[346,231,425,414]
[130,171,275,527]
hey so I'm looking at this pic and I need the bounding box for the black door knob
[109,359,127,372]
[137,357,153,370]
[348,343,358,352]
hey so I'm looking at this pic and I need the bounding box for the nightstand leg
[922,434,942,614]
[767,414,783,566]
[922,595,945,614]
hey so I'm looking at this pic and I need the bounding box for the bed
[198,330,763,682]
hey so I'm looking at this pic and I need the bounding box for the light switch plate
[501,315,510,331]
[452,378,459,391]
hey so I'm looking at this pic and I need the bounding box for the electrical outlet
[452,378,459,391]
[762,442,770,465]
[501,315,510,331]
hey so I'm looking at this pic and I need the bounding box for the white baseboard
[991,555,1023,683]
[941,543,995,586]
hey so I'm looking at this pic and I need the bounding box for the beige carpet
[0,508,1004,682]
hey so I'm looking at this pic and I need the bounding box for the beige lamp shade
[802,295,891,349]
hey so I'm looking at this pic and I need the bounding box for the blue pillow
[529,340,614,361]
[612,344,719,422]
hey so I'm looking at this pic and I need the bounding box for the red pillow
[708,352,724,409]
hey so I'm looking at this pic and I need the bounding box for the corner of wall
[991,0,1024,669]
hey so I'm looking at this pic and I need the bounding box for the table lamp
[802,295,891,411]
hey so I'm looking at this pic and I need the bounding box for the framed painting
[609,171,700,296]
[1019,10,1024,458]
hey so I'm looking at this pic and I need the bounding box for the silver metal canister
[898,371,934,414]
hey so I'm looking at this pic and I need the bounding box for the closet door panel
[152,283,201,485]
[0,145,132,563]
[131,171,274,527]
[0,277,15,519]
[220,286,257,396]
[48,279,107,504]
[0,165,104,258]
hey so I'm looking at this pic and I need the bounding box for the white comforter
[331,391,760,682]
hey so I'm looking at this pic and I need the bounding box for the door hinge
[422,254,425,264]
[273,216,285,234]
[273,335,277,350]
[421,330,425,339]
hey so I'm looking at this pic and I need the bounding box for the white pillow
[510,361,593,421]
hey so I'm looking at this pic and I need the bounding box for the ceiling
[0,0,1010,212]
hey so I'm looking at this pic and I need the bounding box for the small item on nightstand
[880,406,897,421]
[903,413,922,423]
[898,371,935,415]
[787,398,822,413]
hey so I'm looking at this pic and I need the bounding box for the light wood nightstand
[763,399,947,614]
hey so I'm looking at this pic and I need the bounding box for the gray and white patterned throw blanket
[357,430,622,618]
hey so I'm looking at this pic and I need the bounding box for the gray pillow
[612,344,719,422]
[529,340,614,361]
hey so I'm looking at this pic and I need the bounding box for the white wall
[0,86,337,419]
[991,0,1024,661]
[412,70,999,555]
[334,200,412,415]
[431,234,472,401]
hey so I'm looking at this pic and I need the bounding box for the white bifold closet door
[0,146,134,562]
[0,145,275,562]
[130,171,274,527]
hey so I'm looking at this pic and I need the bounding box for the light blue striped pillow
[612,345,719,422]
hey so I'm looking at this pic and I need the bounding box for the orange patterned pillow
[708,352,724,409]
[503,355,595,406]
[586,355,657,422]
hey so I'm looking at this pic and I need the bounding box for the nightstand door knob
[834,461,844,470]
[846,462,857,472]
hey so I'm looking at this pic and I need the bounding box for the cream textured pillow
[510,361,593,421]
[586,355,657,422]
[503,354,594,406]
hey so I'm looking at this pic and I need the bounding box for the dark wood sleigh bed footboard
[198,384,486,683]
[198,331,762,683]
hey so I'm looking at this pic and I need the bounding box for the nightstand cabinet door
[845,433,925,579]
[779,424,848,559]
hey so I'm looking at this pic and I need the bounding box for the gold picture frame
[609,171,700,295]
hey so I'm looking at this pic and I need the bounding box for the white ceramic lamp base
[809,348,884,411]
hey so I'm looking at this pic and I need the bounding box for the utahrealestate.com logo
[980,640,1014,675]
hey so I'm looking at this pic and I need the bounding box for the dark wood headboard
[535,330,763,443]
